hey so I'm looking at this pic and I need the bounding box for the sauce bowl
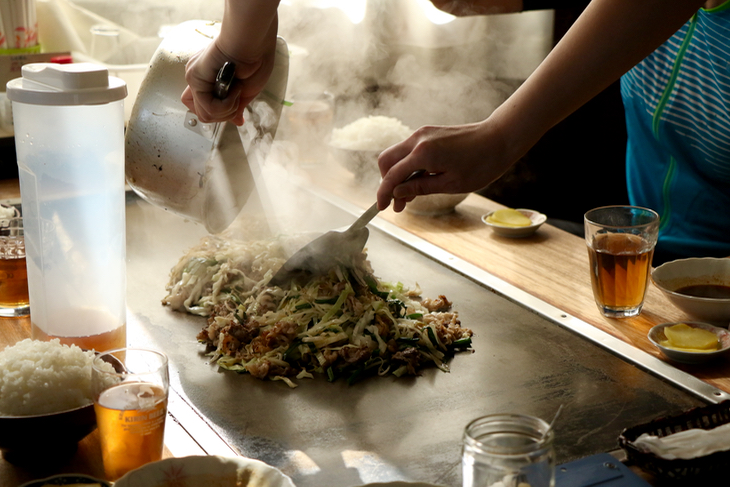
[651,257,730,326]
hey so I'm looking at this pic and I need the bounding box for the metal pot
[125,20,289,234]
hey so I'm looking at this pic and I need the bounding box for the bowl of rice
[0,339,118,464]
[329,115,413,182]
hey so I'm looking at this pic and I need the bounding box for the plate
[481,209,547,238]
[114,455,295,487]
[648,322,730,364]
[20,474,112,487]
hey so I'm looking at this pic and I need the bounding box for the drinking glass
[584,206,660,318]
[90,24,122,63]
[462,414,555,487]
[0,216,29,317]
[92,348,169,480]
[285,91,335,165]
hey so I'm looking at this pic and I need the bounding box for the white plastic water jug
[7,62,128,352]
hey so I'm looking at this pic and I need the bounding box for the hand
[181,1,280,126]
[429,0,523,16]
[376,120,518,212]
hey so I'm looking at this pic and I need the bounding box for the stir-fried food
[163,233,473,387]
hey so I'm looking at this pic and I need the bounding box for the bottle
[7,63,128,352]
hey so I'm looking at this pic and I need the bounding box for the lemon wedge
[486,209,532,227]
[662,323,719,351]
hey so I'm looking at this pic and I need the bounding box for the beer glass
[0,216,29,317]
[584,206,660,318]
[92,348,169,480]
[462,414,555,487]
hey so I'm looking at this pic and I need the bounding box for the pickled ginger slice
[663,323,719,351]
[486,209,532,227]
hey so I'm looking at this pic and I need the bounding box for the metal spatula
[268,202,378,287]
[269,171,424,287]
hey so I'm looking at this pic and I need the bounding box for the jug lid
[6,62,127,106]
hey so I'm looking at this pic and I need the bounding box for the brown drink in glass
[0,217,29,317]
[585,206,659,318]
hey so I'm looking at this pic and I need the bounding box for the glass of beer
[92,348,169,480]
[0,216,29,317]
[584,206,660,318]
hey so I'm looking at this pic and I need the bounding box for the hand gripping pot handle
[124,20,290,234]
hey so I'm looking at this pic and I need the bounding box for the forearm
[430,0,524,15]
[491,0,706,162]
[431,0,590,15]
[217,0,281,60]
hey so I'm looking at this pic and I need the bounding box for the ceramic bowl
[20,474,111,487]
[405,193,469,216]
[481,209,547,238]
[648,322,730,364]
[328,144,382,182]
[115,455,295,487]
[651,257,730,326]
[0,403,97,465]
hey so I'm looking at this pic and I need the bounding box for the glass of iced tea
[92,348,169,480]
[584,206,660,318]
[0,216,29,317]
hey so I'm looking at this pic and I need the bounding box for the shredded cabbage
[164,233,473,387]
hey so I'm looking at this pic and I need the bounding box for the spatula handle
[350,170,427,231]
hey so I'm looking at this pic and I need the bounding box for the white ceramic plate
[481,209,547,238]
[647,322,730,364]
[114,455,295,487]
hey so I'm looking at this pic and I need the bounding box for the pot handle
[214,62,235,100]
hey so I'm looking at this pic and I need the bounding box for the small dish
[647,322,730,364]
[20,474,112,487]
[481,209,547,238]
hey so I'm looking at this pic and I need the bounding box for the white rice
[330,115,413,151]
[0,338,115,416]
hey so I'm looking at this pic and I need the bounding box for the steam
[229,1,553,238]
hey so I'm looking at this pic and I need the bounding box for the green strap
[652,13,698,137]
[659,157,677,233]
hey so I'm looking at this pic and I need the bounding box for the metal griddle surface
[125,193,704,487]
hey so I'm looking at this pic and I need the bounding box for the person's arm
[377,0,706,212]
[429,0,589,15]
[181,0,280,126]
[429,0,523,15]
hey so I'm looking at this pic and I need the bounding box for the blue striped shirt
[620,3,730,261]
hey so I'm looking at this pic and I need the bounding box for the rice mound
[0,338,112,416]
[330,115,412,151]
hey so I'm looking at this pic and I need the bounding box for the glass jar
[462,414,555,487]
